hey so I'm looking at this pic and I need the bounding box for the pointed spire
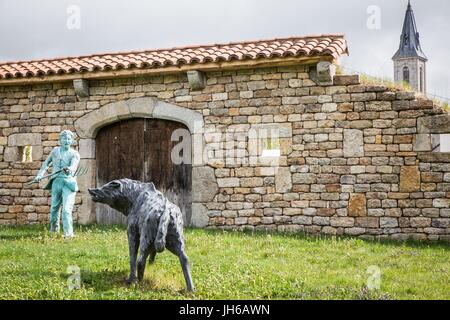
[392,0,427,61]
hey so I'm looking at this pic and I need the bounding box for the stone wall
[0,64,449,241]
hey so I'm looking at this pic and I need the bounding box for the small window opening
[419,67,424,93]
[433,134,450,152]
[262,137,280,157]
[403,66,410,85]
[21,146,33,162]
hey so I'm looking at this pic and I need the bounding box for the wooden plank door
[95,118,191,225]
[96,119,145,224]
[144,119,192,225]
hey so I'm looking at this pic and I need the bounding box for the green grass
[0,225,448,300]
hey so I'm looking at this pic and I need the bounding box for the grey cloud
[0,0,448,98]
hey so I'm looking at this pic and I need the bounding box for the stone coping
[418,153,450,163]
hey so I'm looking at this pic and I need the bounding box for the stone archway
[74,97,216,226]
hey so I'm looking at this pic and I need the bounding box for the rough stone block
[73,79,89,98]
[330,217,354,227]
[3,147,19,162]
[348,194,367,217]
[433,198,450,208]
[396,91,416,100]
[31,146,43,161]
[322,103,337,113]
[292,216,312,225]
[79,139,96,159]
[241,177,263,188]
[187,70,206,91]
[413,134,432,152]
[380,217,398,228]
[192,166,219,202]
[418,114,450,134]
[217,178,240,188]
[288,79,303,88]
[293,173,316,184]
[343,129,364,157]
[275,167,292,193]
[212,93,228,101]
[410,217,431,228]
[317,61,336,85]
[191,203,209,228]
[77,194,96,225]
[399,166,420,193]
[333,75,360,86]
[345,227,366,236]
[355,217,379,228]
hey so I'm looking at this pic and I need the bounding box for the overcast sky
[0,0,448,99]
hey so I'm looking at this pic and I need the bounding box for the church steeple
[392,1,427,93]
[393,0,427,61]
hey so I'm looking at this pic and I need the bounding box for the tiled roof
[0,35,348,80]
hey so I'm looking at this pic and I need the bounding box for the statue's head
[59,130,75,148]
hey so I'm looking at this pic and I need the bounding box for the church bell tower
[392,0,428,93]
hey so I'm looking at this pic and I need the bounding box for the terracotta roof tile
[0,34,348,80]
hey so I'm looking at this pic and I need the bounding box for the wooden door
[95,118,192,225]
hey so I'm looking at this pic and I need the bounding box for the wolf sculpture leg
[166,225,195,292]
[137,239,152,281]
[126,227,139,284]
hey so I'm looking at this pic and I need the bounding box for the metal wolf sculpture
[88,178,195,292]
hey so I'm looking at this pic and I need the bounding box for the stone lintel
[418,153,450,163]
[8,133,41,146]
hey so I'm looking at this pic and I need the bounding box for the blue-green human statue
[34,130,80,237]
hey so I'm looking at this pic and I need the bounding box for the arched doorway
[95,118,192,225]
[74,97,210,227]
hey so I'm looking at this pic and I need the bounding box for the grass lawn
[0,224,448,300]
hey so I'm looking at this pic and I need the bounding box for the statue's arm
[65,151,80,176]
[35,149,54,180]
